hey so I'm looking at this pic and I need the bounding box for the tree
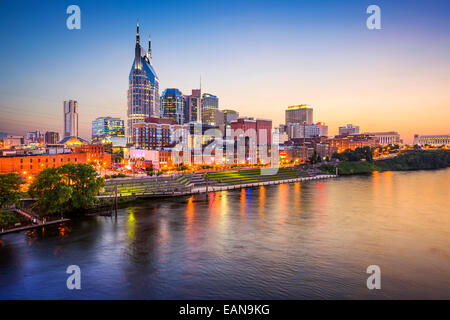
[0,173,24,208]
[28,164,104,215]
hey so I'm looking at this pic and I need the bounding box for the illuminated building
[339,124,360,136]
[27,130,44,144]
[64,100,78,138]
[133,117,185,149]
[1,135,24,148]
[127,21,160,141]
[413,134,450,147]
[201,93,219,112]
[287,122,328,139]
[222,109,239,125]
[161,88,185,124]
[184,89,202,123]
[230,118,272,146]
[127,149,172,170]
[92,117,125,144]
[364,131,401,145]
[285,105,313,125]
[44,132,60,145]
[324,134,378,152]
[202,109,225,134]
[0,145,111,176]
[280,146,315,164]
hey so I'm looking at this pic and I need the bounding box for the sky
[0,0,449,143]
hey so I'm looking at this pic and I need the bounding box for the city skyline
[1,0,450,143]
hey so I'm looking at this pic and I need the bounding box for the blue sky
[1,0,449,142]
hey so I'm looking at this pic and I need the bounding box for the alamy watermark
[366,5,381,30]
[366,265,381,290]
[66,5,81,30]
[66,265,81,290]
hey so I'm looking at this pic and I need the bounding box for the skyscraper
[64,100,78,138]
[285,105,313,125]
[127,20,160,142]
[161,88,185,124]
[44,131,60,145]
[201,93,219,112]
[184,89,202,123]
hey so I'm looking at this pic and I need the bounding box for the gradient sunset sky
[0,0,449,143]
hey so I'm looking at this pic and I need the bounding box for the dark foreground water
[1,169,449,299]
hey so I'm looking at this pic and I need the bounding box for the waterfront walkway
[99,173,337,199]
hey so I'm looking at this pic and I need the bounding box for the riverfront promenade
[100,168,337,200]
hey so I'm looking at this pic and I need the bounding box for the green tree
[0,173,24,208]
[28,164,104,215]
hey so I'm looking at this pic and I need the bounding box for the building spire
[136,19,140,44]
[147,34,152,62]
[134,19,142,69]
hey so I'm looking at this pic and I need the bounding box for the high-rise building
[230,118,272,145]
[127,21,160,142]
[285,105,313,125]
[184,89,202,123]
[222,109,239,125]
[287,122,328,139]
[339,124,360,136]
[202,93,219,112]
[202,109,225,135]
[44,132,60,145]
[133,117,184,149]
[161,88,185,124]
[92,117,125,143]
[64,100,79,138]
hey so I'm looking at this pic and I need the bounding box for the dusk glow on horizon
[1,0,449,143]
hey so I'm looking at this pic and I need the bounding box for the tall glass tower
[127,21,160,142]
[161,88,185,124]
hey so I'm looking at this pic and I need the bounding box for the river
[1,169,449,299]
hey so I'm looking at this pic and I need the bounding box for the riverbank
[320,149,450,175]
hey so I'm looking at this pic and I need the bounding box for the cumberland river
[1,169,449,299]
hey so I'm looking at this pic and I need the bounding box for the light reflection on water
[0,169,449,299]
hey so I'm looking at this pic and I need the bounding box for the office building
[202,93,219,112]
[222,109,239,125]
[64,100,79,138]
[184,89,202,123]
[92,117,125,143]
[161,88,185,124]
[339,124,360,136]
[45,132,60,145]
[285,105,313,125]
[230,118,272,145]
[127,21,160,141]
[133,117,185,149]
[288,122,328,139]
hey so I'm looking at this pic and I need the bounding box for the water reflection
[0,169,449,299]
